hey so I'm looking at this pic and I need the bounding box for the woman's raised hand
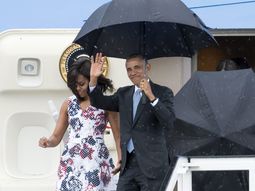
[90,53,105,78]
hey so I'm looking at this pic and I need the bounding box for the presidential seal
[59,43,109,82]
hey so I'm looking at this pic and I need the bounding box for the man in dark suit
[89,53,175,191]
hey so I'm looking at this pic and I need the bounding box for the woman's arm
[39,99,69,148]
[107,111,122,174]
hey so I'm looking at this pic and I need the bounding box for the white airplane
[0,29,190,191]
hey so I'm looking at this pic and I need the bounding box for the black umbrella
[74,0,216,59]
[163,69,255,191]
[169,69,255,157]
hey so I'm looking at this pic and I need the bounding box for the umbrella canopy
[74,0,216,59]
[168,69,255,157]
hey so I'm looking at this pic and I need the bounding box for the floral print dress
[56,95,117,191]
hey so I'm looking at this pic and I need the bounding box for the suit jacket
[89,81,175,179]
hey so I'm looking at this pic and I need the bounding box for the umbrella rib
[178,76,220,133]
[96,2,112,29]
[176,24,192,56]
[196,77,221,133]
[223,71,251,134]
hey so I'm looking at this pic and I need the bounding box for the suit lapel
[132,97,146,126]
[124,86,134,126]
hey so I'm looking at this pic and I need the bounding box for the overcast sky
[1,0,255,32]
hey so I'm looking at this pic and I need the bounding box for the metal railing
[165,156,255,191]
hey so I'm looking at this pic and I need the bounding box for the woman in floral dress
[39,57,121,191]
